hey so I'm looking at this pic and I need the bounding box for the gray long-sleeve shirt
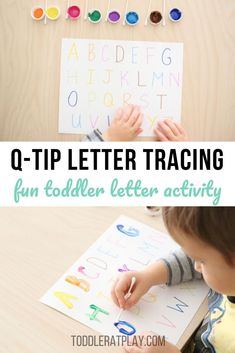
[162,248,202,286]
[82,129,104,142]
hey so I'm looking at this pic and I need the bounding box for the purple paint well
[108,10,120,23]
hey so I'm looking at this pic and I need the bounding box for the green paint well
[88,10,101,22]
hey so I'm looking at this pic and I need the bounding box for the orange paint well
[33,7,44,19]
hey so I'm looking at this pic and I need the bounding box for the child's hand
[154,118,188,141]
[111,271,153,310]
[124,332,181,353]
[103,105,143,141]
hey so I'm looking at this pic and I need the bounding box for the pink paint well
[67,5,81,19]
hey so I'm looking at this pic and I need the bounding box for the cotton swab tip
[129,276,136,290]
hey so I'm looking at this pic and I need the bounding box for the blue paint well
[169,8,182,22]
[126,11,139,25]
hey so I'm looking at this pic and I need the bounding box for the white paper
[58,39,184,136]
[40,215,208,344]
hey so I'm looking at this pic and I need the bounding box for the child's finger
[174,121,187,136]
[154,127,169,141]
[123,104,135,121]
[128,106,141,125]
[133,115,143,131]
[113,108,123,121]
[136,128,143,135]
[111,277,122,307]
[163,118,180,136]
[124,285,144,309]
[128,111,141,127]
[114,277,132,308]
[157,121,175,139]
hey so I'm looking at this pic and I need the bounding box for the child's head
[162,207,235,296]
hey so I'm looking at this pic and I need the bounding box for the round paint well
[88,9,102,23]
[67,5,81,20]
[169,8,183,22]
[108,10,121,24]
[149,10,162,25]
[46,6,60,20]
[125,11,139,26]
[31,6,45,21]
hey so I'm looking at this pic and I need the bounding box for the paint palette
[31,0,184,25]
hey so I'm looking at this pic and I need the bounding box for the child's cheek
[202,269,226,294]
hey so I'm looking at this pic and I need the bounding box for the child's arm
[154,118,188,141]
[82,105,143,142]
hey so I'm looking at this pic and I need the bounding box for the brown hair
[162,207,235,263]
